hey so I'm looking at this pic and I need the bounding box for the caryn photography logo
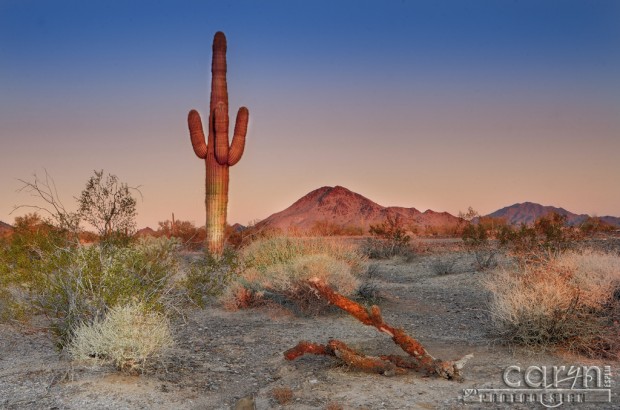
[462,365,613,407]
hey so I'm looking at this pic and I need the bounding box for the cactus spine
[188,31,249,255]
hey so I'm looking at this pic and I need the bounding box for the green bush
[362,214,413,259]
[45,237,179,347]
[498,212,580,266]
[1,236,180,348]
[183,247,242,307]
[461,223,498,271]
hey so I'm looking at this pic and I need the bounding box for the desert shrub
[223,254,360,316]
[35,236,180,348]
[579,216,615,237]
[461,223,498,271]
[363,214,412,259]
[355,263,382,304]
[0,287,28,322]
[309,220,364,236]
[430,254,460,275]
[157,219,206,251]
[498,213,581,266]
[221,237,366,315]
[68,301,174,373]
[0,214,78,323]
[270,387,293,405]
[183,248,242,307]
[243,236,366,274]
[485,249,620,358]
[78,170,139,243]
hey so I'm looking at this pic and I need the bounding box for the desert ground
[1,244,618,409]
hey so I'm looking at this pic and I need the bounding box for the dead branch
[284,278,473,381]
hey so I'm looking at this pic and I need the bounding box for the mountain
[600,216,620,227]
[256,186,461,234]
[485,202,620,227]
[0,221,13,237]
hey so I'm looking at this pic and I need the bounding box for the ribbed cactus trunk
[188,31,249,255]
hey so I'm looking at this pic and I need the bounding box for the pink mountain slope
[255,186,461,234]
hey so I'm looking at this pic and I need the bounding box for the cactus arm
[214,102,230,165]
[188,109,208,159]
[228,106,249,166]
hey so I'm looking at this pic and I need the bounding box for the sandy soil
[1,252,618,409]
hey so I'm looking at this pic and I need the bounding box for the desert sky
[1,0,619,229]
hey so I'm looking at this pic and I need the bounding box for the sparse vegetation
[459,207,501,271]
[183,247,242,307]
[157,218,206,251]
[270,386,293,405]
[36,236,180,348]
[309,220,364,236]
[498,212,580,266]
[78,170,140,245]
[0,222,181,349]
[362,214,413,259]
[485,249,620,358]
[430,254,460,275]
[242,236,366,274]
[220,237,366,315]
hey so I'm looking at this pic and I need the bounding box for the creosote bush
[485,249,620,358]
[35,236,180,348]
[498,212,581,266]
[362,215,414,260]
[69,302,174,373]
[220,237,366,315]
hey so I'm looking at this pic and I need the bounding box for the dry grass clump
[485,249,620,358]
[69,302,174,373]
[221,237,366,315]
[430,254,460,275]
[243,236,366,274]
[270,386,293,405]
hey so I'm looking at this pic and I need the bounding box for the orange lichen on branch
[328,340,407,376]
[284,341,333,360]
[285,278,473,381]
[307,278,375,326]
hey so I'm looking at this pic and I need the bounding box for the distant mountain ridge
[485,202,620,227]
[0,221,14,237]
[256,185,461,233]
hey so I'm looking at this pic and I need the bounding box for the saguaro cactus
[188,31,249,255]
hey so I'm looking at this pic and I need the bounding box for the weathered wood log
[284,278,473,381]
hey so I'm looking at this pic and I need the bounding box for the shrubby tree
[78,170,139,241]
[14,170,80,240]
[458,207,504,271]
[499,212,579,265]
[157,218,206,250]
[363,214,412,259]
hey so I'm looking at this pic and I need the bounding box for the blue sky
[1,0,619,228]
